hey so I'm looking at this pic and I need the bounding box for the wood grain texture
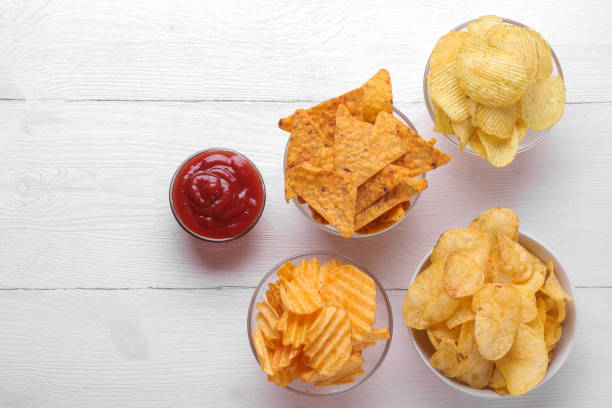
[0,288,606,408]
[0,0,609,103]
[1,101,610,289]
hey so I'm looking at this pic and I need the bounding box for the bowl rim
[423,17,565,156]
[169,147,266,243]
[283,106,425,238]
[247,251,394,396]
[407,230,576,398]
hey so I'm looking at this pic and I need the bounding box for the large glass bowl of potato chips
[248,252,392,395]
[424,16,565,167]
[403,208,576,398]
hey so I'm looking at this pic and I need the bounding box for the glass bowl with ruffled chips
[247,252,392,395]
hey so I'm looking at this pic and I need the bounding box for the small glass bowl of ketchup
[170,148,266,242]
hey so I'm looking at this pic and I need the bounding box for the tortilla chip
[278,89,364,141]
[356,219,395,235]
[310,206,329,225]
[355,164,412,213]
[363,69,393,123]
[378,204,406,223]
[284,109,334,201]
[286,165,356,238]
[354,178,428,230]
[335,105,407,186]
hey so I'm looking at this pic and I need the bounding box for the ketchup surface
[171,150,264,239]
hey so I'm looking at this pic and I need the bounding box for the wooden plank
[0,0,608,102]
[1,101,609,289]
[0,288,606,407]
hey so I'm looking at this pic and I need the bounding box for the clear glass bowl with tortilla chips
[423,18,564,158]
[284,107,425,238]
[408,231,576,398]
[247,251,393,396]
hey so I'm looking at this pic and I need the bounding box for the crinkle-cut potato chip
[433,102,454,134]
[315,370,364,387]
[296,258,325,290]
[304,306,352,377]
[355,219,395,235]
[320,265,376,342]
[446,297,475,329]
[266,281,284,316]
[402,259,460,330]
[444,251,485,298]
[268,355,309,387]
[355,164,412,213]
[310,206,329,225]
[363,69,393,123]
[257,301,281,334]
[467,15,503,38]
[253,326,275,376]
[468,130,487,158]
[352,341,376,353]
[286,165,356,238]
[541,261,573,302]
[477,128,518,167]
[520,75,565,130]
[514,118,527,141]
[457,50,528,107]
[277,310,317,347]
[430,338,469,378]
[335,105,408,186]
[280,274,323,315]
[362,327,391,342]
[488,367,506,390]
[498,232,546,283]
[531,28,553,80]
[544,315,562,350]
[474,103,520,139]
[256,311,280,342]
[271,344,300,369]
[277,261,297,281]
[496,323,548,396]
[451,118,474,150]
[457,321,494,388]
[429,30,468,73]
[488,25,539,81]
[516,285,538,323]
[354,177,428,230]
[321,259,341,275]
[431,227,492,268]
[301,352,364,383]
[470,207,519,245]
[278,87,364,141]
[429,61,469,121]
[460,33,498,55]
[473,283,520,360]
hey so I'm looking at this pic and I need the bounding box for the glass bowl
[283,107,425,238]
[247,251,393,396]
[408,231,576,398]
[423,18,565,156]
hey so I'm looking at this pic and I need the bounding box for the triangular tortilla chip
[356,219,395,235]
[363,69,393,123]
[286,165,356,238]
[335,105,408,186]
[356,164,412,213]
[278,89,363,141]
[378,204,406,223]
[354,178,428,230]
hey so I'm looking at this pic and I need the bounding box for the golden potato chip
[514,118,527,141]
[467,15,503,38]
[430,338,469,378]
[528,296,547,338]
[477,128,518,167]
[429,30,468,73]
[429,61,469,121]
[494,386,511,396]
[468,130,487,158]
[498,232,546,283]
[266,281,284,316]
[271,343,300,369]
[516,285,538,323]
[304,306,352,376]
[335,105,408,186]
[488,25,539,81]
[444,251,484,298]
[356,164,413,213]
[446,297,475,329]
[451,118,474,150]
[402,259,460,329]
[473,283,520,360]
[520,75,565,130]
[541,260,573,302]
[555,298,567,323]
[354,178,427,230]
[531,29,553,80]
[428,323,460,350]
[355,219,395,235]
[253,326,275,375]
[457,321,494,388]
[460,34,497,56]
[544,315,562,350]
[516,263,546,293]
[474,103,520,139]
[286,165,356,238]
[431,227,492,268]
[470,207,519,245]
[457,50,528,107]
[484,249,510,283]
[301,352,364,383]
[496,323,548,396]
[280,274,323,315]
[433,102,454,134]
[277,310,318,347]
[277,261,297,281]
[488,367,506,389]
[363,69,393,123]
[320,265,376,341]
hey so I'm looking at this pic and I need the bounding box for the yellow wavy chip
[474,103,520,139]
[431,227,492,268]
[430,338,469,378]
[444,251,485,298]
[531,28,553,80]
[429,61,469,121]
[429,30,468,73]
[457,321,495,388]
[451,118,474,150]
[477,128,518,167]
[521,75,565,130]
[304,306,352,377]
[488,25,539,81]
[467,15,503,38]
[460,33,497,56]
[363,69,393,123]
[433,102,454,134]
[468,129,487,158]
[514,118,527,141]
[280,275,323,315]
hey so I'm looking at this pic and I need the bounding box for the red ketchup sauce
[171,150,264,240]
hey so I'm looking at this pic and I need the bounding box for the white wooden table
[1,1,611,406]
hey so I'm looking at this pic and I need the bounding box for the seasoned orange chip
[355,219,395,235]
[304,306,352,376]
[253,326,274,376]
[310,206,329,225]
[276,261,296,281]
[378,203,406,223]
[354,178,428,230]
[265,281,284,316]
[270,344,300,369]
[363,69,393,123]
[280,274,323,315]
[277,310,318,347]
[356,164,413,213]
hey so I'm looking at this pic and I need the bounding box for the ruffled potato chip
[474,103,520,139]
[253,326,274,376]
[301,352,364,383]
[429,30,468,73]
[277,310,318,347]
[280,274,323,315]
[270,344,300,369]
[431,227,492,268]
[514,118,527,141]
[429,61,469,121]
[521,75,565,130]
[477,128,519,168]
[256,311,280,342]
[488,25,539,81]
[444,251,485,298]
[304,306,352,377]
[451,118,474,150]
[433,102,454,134]
[531,29,553,80]
[457,321,494,388]
[468,129,487,158]
[460,33,498,55]
[467,15,503,38]
[266,281,284,316]
[430,338,469,378]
